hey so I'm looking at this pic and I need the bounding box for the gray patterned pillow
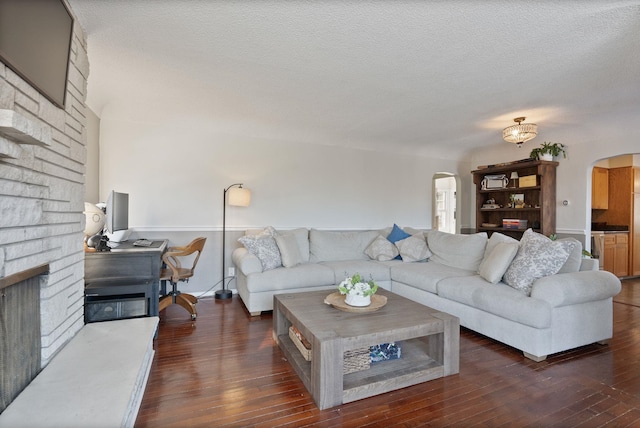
[365,235,399,261]
[238,227,282,271]
[503,229,577,295]
[395,235,432,262]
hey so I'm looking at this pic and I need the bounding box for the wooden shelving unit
[472,160,558,239]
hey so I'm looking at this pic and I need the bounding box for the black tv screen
[0,0,73,108]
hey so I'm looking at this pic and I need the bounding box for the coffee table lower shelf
[278,334,445,406]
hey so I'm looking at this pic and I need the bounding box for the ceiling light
[503,117,538,147]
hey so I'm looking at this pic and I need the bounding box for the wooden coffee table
[273,289,459,410]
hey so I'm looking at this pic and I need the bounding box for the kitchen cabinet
[595,166,639,277]
[472,160,557,239]
[634,191,640,276]
[592,166,609,209]
[603,233,629,277]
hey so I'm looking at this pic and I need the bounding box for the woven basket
[289,326,370,373]
[289,326,312,361]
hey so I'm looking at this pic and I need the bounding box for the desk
[84,240,168,323]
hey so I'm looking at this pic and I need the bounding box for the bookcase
[472,160,558,239]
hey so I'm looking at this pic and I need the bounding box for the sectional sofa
[232,226,621,361]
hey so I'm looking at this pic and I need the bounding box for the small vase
[539,153,553,161]
[345,293,371,307]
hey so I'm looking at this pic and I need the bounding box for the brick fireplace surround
[0,2,89,398]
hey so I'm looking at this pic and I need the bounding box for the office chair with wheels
[159,237,207,320]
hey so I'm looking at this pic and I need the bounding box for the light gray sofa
[232,227,621,361]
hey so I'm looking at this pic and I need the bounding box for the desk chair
[159,237,206,320]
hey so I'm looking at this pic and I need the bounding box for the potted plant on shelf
[338,273,378,307]
[529,142,567,161]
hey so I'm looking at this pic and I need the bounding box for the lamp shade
[228,186,251,207]
[510,172,519,179]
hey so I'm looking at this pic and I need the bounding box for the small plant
[338,273,378,297]
[529,142,567,160]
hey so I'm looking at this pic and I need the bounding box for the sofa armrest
[530,270,621,307]
[232,247,263,276]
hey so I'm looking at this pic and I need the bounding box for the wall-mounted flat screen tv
[0,0,74,108]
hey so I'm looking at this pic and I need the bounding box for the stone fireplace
[0,3,89,411]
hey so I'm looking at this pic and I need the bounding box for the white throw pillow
[395,235,432,262]
[427,230,488,271]
[275,232,304,268]
[503,229,578,295]
[238,227,282,271]
[478,242,519,284]
[365,235,399,261]
[557,237,583,273]
[483,232,518,260]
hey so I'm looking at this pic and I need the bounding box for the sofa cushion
[238,227,282,271]
[387,224,412,260]
[309,229,379,262]
[387,223,411,243]
[503,229,578,296]
[557,238,582,273]
[275,233,304,268]
[437,275,552,329]
[391,261,475,294]
[478,242,518,284]
[365,235,399,261]
[244,263,335,293]
[483,232,518,260]
[395,235,432,262]
[427,230,488,271]
[322,260,392,284]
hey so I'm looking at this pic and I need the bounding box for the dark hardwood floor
[136,278,640,427]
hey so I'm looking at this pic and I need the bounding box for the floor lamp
[216,183,251,300]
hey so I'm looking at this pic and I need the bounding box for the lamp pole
[216,183,248,300]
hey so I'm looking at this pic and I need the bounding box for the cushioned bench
[0,317,158,428]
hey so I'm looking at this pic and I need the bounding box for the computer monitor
[105,190,129,240]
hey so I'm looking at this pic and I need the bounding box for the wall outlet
[228,267,235,277]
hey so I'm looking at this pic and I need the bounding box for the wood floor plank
[135,278,640,427]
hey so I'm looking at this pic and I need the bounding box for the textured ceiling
[68,0,640,159]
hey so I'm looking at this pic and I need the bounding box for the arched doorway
[433,173,459,234]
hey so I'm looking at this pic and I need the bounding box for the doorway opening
[433,173,459,234]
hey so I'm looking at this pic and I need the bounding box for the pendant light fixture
[503,117,538,147]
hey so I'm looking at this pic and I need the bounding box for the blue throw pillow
[387,224,411,259]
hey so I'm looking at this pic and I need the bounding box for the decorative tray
[324,292,387,313]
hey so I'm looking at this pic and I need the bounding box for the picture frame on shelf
[510,193,525,208]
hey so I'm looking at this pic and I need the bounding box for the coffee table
[273,289,459,410]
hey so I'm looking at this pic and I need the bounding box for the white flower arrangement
[338,273,378,297]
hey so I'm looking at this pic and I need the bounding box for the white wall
[84,108,100,203]
[98,118,468,293]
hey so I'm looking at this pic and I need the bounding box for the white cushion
[309,229,379,262]
[483,232,518,260]
[478,242,519,284]
[275,232,304,268]
[427,230,488,271]
[365,235,399,261]
[395,235,432,262]
[557,238,582,273]
[503,229,578,295]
